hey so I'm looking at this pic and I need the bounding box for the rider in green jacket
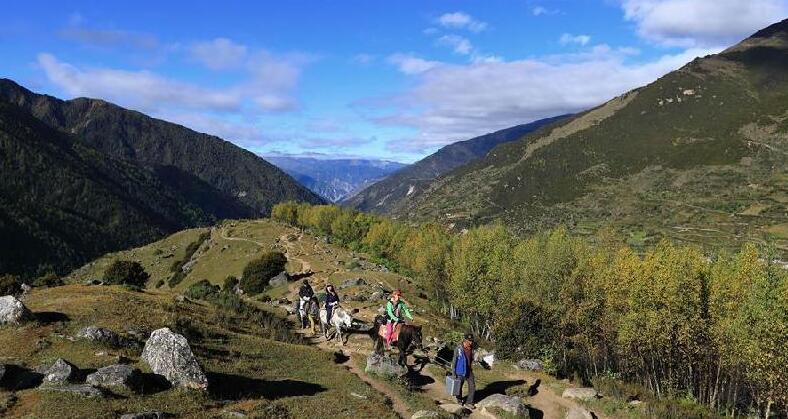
[385,289,413,348]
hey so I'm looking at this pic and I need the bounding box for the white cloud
[378,46,720,152]
[532,6,559,16]
[437,35,473,55]
[559,33,592,46]
[437,12,488,32]
[621,0,788,47]
[353,53,376,65]
[387,54,441,75]
[189,38,248,70]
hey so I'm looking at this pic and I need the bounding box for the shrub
[31,272,63,288]
[103,260,150,287]
[185,279,220,300]
[223,276,239,291]
[240,251,287,295]
[0,274,21,295]
[168,271,185,287]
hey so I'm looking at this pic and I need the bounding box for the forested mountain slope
[0,79,323,218]
[343,116,567,213]
[394,19,788,254]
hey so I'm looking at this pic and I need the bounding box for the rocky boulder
[515,359,544,371]
[478,394,529,417]
[268,271,289,287]
[120,413,172,419]
[562,387,599,401]
[364,353,407,377]
[42,384,104,398]
[76,326,140,349]
[411,410,440,419]
[44,358,78,384]
[438,403,469,416]
[86,364,141,392]
[340,278,367,289]
[141,327,208,390]
[566,407,595,419]
[0,295,32,325]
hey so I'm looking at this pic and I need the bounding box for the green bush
[185,279,220,300]
[31,272,63,288]
[103,260,150,287]
[240,251,287,295]
[223,276,239,291]
[0,274,21,295]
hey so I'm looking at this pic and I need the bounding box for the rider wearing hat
[385,289,413,349]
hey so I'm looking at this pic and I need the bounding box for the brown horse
[371,315,423,366]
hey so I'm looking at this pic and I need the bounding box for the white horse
[319,306,354,345]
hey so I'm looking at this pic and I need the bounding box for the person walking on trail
[325,283,340,322]
[451,333,476,408]
[307,296,320,336]
[385,290,413,349]
[298,280,314,329]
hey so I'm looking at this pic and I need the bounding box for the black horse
[371,315,423,366]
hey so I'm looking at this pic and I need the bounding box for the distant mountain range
[0,79,322,277]
[343,116,569,213]
[387,18,788,254]
[267,156,406,202]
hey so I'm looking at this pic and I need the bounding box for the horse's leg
[398,344,406,366]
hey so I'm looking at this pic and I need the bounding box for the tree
[240,251,288,295]
[103,260,150,287]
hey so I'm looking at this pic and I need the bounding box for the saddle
[377,323,402,342]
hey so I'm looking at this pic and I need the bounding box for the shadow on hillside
[528,378,541,396]
[332,351,350,364]
[208,373,326,400]
[138,372,172,395]
[528,406,545,419]
[35,311,70,324]
[0,365,43,390]
[475,379,526,401]
[404,369,435,392]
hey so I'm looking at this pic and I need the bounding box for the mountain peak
[750,17,788,39]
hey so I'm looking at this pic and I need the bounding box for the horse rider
[325,283,340,322]
[298,279,314,328]
[451,333,476,408]
[385,289,413,349]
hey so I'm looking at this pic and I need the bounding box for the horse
[319,306,354,345]
[371,315,423,366]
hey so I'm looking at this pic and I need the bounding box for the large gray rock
[120,412,172,419]
[268,271,289,287]
[44,358,78,384]
[340,278,367,289]
[411,410,440,419]
[438,403,468,416]
[76,326,140,349]
[0,295,32,325]
[42,384,104,398]
[566,407,595,419]
[515,359,544,371]
[86,364,141,391]
[364,353,407,377]
[141,327,208,390]
[562,387,599,401]
[478,394,529,417]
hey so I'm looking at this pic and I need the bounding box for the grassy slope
[0,284,397,418]
[392,22,788,256]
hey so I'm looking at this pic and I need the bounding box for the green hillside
[393,19,788,255]
[0,80,323,277]
[343,116,568,214]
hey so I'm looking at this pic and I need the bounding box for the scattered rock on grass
[566,407,595,419]
[268,271,289,287]
[141,327,208,390]
[76,326,140,350]
[0,295,32,325]
[515,359,544,371]
[44,358,78,384]
[120,412,172,419]
[562,387,599,401]
[478,394,529,417]
[340,278,367,289]
[411,410,440,419]
[86,364,141,392]
[364,353,407,377]
[42,384,104,398]
[438,403,469,416]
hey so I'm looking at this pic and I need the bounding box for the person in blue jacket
[324,283,340,321]
[451,333,476,408]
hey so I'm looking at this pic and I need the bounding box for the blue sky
[2,1,786,162]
